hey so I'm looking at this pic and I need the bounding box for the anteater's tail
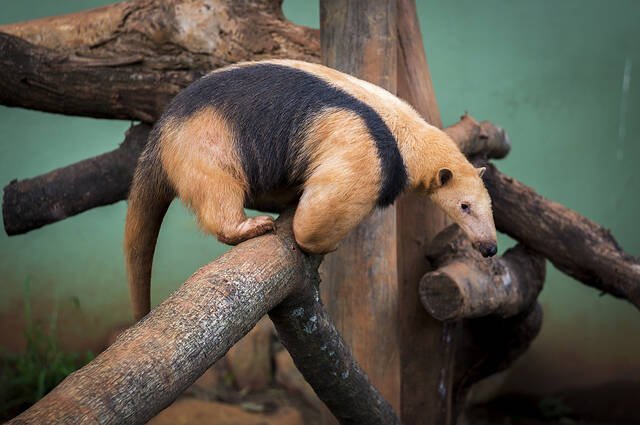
[124,135,174,321]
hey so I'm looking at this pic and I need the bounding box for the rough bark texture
[420,225,546,321]
[270,281,402,425]
[395,1,454,424]
[0,0,319,122]
[481,162,640,309]
[319,0,402,416]
[453,303,544,419]
[7,212,400,425]
[2,123,150,236]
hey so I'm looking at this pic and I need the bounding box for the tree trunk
[319,0,402,417]
[453,303,544,420]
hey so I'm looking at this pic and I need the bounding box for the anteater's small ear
[476,167,486,178]
[437,168,453,186]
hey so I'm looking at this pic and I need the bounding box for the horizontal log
[7,212,400,425]
[420,225,545,321]
[0,32,201,123]
[2,124,151,236]
[0,0,320,121]
[481,162,640,309]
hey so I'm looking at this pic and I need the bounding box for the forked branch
[7,212,400,425]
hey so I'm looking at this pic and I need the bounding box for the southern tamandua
[124,60,498,321]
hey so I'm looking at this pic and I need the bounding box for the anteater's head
[428,165,498,257]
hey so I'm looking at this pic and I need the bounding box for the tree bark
[319,0,402,417]
[481,162,640,309]
[453,303,543,420]
[395,1,453,424]
[270,281,401,425]
[7,212,400,425]
[420,225,546,321]
[2,123,150,236]
[0,0,320,122]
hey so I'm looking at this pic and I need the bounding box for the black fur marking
[162,63,407,206]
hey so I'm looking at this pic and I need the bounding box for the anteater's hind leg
[182,168,275,245]
[162,109,275,245]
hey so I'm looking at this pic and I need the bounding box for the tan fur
[294,108,381,253]
[159,108,275,244]
[126,60,497,320]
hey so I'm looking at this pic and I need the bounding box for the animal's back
[158,61,407,205]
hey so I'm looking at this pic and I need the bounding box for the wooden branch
[396,0,441,126]
[2,124,150,236]
[420,225,545,321]
[270,280,401,425]
[7,212,400,425]
[320,0,403,417]
[0,0,320,121]
[444,113,510,160]
[480,162,640,309]
[453,302,543,419]
[0,32,200,122]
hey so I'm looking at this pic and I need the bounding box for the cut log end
[420,225,546,321]
[420,270,466,321]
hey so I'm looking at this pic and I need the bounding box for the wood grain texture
[2,124,150,236]
[395,1,454,423]
[7,212,400,425]
[420,225,545,321]
[270,279,401,425]
[453,303,543,419]
[319,0,401,414]
[481,162,640,309]
[0,0,319,122]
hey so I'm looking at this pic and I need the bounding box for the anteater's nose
[478,242,497,258]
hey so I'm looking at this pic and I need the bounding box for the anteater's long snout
[477,241,498,258]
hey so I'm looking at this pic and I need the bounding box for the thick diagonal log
[7,212,400,425]
[480,162,640,309]
[2,124,150,236]
[0,32,200,123]
[420,225,545,321]
[0,0,320,121]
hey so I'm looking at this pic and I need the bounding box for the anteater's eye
[461,203,470,213]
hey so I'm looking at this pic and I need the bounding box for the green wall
[1,0,638,396]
